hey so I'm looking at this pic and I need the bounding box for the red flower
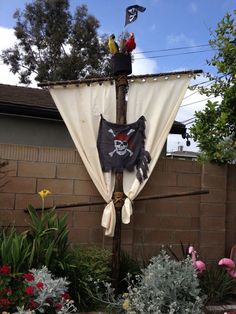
[25,286,34,295]
[36,282,44,289]
[1,288,12,296]
[61,292,70,300]
[0,298,11,305]
[23,273,35,281]
[55,303,62,309]
[29,299,38,309]
[0,265,11,274]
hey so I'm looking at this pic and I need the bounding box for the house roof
[0,83,55,107]
[0,83,58,119]
[166,149,199,159]
[0,83,186,135]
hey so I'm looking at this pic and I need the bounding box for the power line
[133,44,210,55]
[183,80,215,100]
[188,78,213,89]
[0,43,210,58]
[184,118,196,125]
[134,49,214,60]
[181,117,196,123]
[180,96,216,107]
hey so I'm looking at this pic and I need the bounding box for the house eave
[0,101,61,120]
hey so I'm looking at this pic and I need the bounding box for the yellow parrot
[108,34,119,55]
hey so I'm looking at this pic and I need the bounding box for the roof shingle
[0,83,55,108]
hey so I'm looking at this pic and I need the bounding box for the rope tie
[116,75,128,87]
[113,191,125,207]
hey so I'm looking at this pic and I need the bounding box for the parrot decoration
[108,34,119,55]
[108,32,136,55]
[119,36,127,53]
[125,32,136,53]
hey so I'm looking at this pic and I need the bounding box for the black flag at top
[125,5,146,26]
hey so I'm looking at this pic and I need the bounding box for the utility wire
[181,117,196,123]
[188,78,214,88]
[133,44,210,55]
[185,119,196,125]
[134,49,214,60]
[183,80,215,99]
[180,96,216,107]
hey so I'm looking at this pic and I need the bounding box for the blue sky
[0,0,234,151]
[0,0,235,75]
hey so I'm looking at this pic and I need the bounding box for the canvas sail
[49,73,192,236]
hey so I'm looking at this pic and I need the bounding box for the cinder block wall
[226,165,236,254]
[133,159,203,260]
[0,143,234,262]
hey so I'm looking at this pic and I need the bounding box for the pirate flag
[97,115,151,183]
[125,5,146,26]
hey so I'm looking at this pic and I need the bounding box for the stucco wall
[0,143,234,262]
[0,114,74,148]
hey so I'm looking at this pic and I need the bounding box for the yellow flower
[38,189,51,200]
[122,298,130,310]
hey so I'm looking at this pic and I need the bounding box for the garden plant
[1,188,236,313]
[0,189,112,313]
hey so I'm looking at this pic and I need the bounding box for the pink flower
[36,282,44,289]
[0,265,11,274]
[23,273,35,281]
[25,286,34,295]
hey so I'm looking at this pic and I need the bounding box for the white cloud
[167,75,222,152]
[151,0,161,4]
[0,27,21,86]
[150,24,156,32]
[189,2,198,13]
[0,26,38,87]
[166,33,196,48]
[132,47,158,75]
[0,27,16,50]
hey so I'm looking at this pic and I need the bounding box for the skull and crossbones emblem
[108,128,135,157]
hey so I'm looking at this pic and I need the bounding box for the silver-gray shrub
[123,250,205,314]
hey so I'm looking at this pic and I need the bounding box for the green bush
[0,227,30,273]
[0,204,73,275]
[26,204,73,273]
[199,263,236,305]
[122,250,205,314]
[67,245,111,311]
[118,250,141,294]
[0,196,112,311]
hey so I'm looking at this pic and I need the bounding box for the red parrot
[125,32,136,53]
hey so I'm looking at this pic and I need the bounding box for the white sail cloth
[49,74,191,237]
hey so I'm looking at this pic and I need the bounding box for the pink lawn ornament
[218,258,236,278]
[188,245,206,273]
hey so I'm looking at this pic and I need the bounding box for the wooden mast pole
[111,74,128,290]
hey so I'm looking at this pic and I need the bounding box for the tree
[1,0,111,84]
[190,9,236,164]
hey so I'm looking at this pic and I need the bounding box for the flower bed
[0,264,77,313]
